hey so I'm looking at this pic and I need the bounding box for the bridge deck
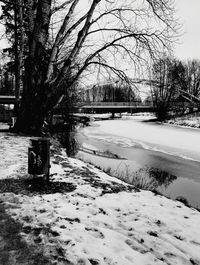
[81,105,153,109]
[79,101,150,107]
[0,96,18,104]
[77,102,155,113]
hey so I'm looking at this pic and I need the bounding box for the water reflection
[54,124,79,157]
[54,123,198,208]
[77,147,177,192]
[125,166,177,191]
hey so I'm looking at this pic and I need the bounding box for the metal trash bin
[28,138,50,179]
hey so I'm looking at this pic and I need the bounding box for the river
[75,115,200,209]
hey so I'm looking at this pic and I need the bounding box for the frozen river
[76,116,200,209]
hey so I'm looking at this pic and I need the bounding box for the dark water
[77,137,200,208]
[54,124,80,157]
[59,121,200,209]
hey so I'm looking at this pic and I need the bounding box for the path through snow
[0,128,200,265]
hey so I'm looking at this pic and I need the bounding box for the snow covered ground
[90,118,200,154]
[0,127,200,264]
[167,113,200,129]
[81,115,200,163]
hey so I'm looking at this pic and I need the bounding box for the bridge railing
[78,101,154,107]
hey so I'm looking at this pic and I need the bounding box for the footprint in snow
[125,239,148,254]
[147,231,158,237]
[174,234,184,241]
[77,258,93,265]
[98,208,107,215]
[190,258,200,265]
[165,252,191,265]
[85,227,104,239]
[103,257,117,265]
[190,240,200,246]
[164,252,176,258]
[89,258,100,265]
[103,222,113,230]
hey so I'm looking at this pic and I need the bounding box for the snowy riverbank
[166,113,200,129]
[76,111,200,129]
[0,127,200,264]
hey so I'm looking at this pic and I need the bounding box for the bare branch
[51,0,75,15]
[58,13,88,46]
[46,0,80,82]
[0,0,30,8]
[55,0,102,85]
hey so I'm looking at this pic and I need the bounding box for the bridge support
[14,101,20,116]
[111,110,115,118]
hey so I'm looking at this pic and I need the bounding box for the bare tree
[151,57,178,120]
[184,60,200,98]
[1,0,179,134]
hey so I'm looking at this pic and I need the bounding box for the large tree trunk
[13,0,103,135]
[14,0,52,135]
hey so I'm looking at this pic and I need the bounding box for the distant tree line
[80,82,141,103]
[150,57,200,120]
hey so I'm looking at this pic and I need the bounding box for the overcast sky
[174,0,200,61]
[0,1,200,62]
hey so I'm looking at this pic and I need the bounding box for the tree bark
[14,0,52,134]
